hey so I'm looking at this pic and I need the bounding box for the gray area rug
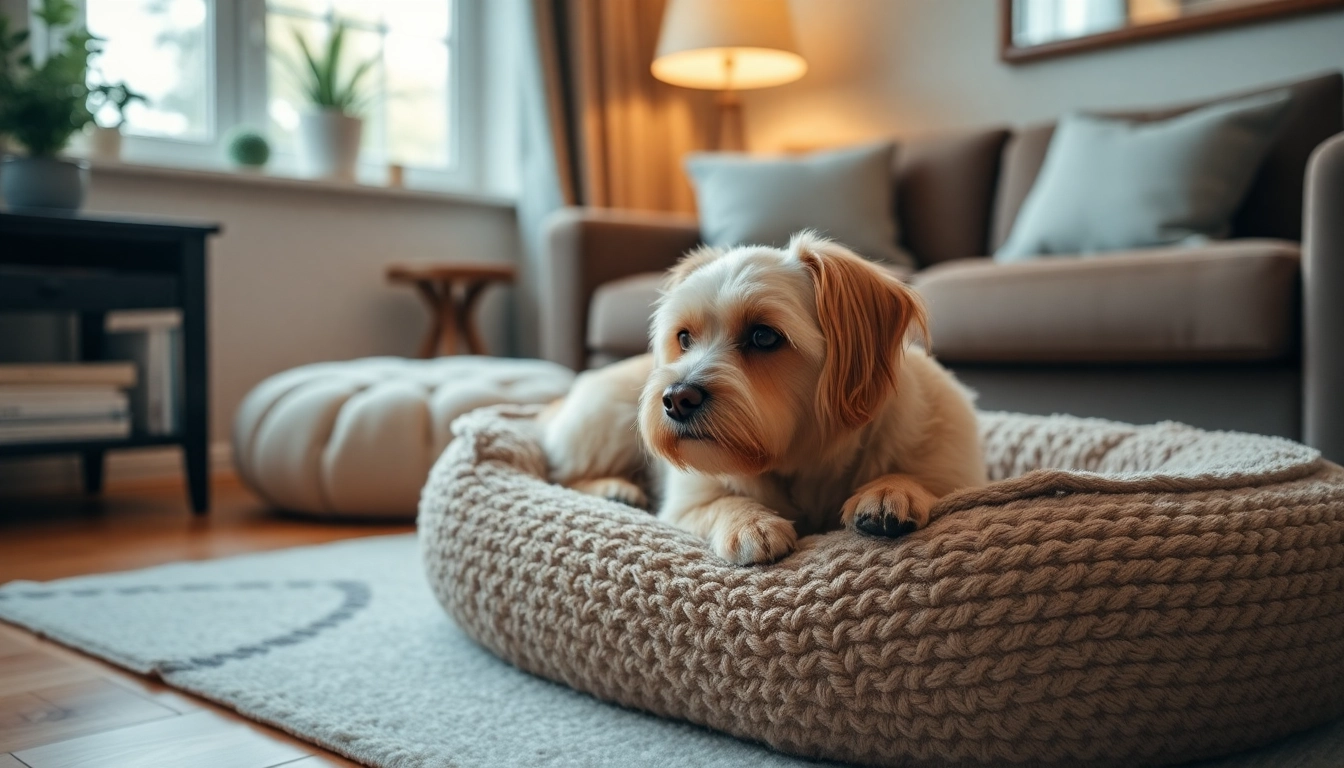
[0,534,1341,768]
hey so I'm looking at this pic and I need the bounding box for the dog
[541,231,986,565]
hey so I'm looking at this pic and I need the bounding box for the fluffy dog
[542,232,986,565]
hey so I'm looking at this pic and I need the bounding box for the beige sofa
[538,73,1344,462]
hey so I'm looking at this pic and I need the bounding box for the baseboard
[0,441,233,495]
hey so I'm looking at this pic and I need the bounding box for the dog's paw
[567,477,649,509]
[712,509,797,565]
[841,475,938,539]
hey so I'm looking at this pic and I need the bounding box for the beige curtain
[533,0,712,214]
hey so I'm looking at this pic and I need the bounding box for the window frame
[39,0,480,193]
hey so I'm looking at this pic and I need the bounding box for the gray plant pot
[1,156,89,213]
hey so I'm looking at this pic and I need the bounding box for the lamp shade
[652,0,807,91]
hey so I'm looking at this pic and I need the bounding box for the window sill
[83,158,517,210]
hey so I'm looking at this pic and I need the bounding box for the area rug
[1,534,1342,768]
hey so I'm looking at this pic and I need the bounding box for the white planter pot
[89,126,123,162]
[1,156,89,212]
[298,110,363,182]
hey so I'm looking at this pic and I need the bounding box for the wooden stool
[386,261,517,357]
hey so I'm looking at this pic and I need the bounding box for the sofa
[538,72,1344,462]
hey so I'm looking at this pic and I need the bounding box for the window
[86,0,213,141]
[60,0,477,189]
[266,1,456,171]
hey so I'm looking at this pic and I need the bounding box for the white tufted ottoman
[232,356,573,517]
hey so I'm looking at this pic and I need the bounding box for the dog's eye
[747,325,782,351]
[677,330,692,351]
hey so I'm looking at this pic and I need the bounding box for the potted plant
[227,128,271,172]
[0,0,101,212]
[282,19,376,182]
[86,82,146,162]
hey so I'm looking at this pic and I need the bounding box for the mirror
[1001,0,1344,63]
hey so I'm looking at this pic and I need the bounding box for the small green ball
[228,130,271,167]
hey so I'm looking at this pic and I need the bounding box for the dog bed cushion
[233,356,573,517]
[419,406,1344,767]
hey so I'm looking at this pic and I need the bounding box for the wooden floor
[0,473,414,767]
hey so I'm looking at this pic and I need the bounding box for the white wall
[743,0,1344,148]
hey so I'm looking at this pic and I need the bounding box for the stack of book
[0,363,137,444]
[106,310,181,436]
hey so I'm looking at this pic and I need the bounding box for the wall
[743,1,1344,148]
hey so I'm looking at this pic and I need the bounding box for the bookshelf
[0,211,220,514]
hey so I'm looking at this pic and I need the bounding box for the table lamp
[652,0,807,151]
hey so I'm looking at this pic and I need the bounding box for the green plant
[280,19,377,116]
[228,129,270,167]
[88,82,147,129]
[0,0,101,156]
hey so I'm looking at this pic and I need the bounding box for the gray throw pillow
[995,90,1292,262]
[685,143,913,267]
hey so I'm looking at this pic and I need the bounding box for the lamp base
[714,90,745,152]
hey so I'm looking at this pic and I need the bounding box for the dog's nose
[662,383,706,422]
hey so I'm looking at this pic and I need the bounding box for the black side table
[0,211,219,514]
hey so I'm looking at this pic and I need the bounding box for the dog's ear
[663,245,723,290]
[793,232,928,433]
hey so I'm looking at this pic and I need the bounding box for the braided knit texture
[418,407,1344,767]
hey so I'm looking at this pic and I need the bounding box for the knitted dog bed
[419,406,1344,767]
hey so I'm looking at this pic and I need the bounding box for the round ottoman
[233,356,573,517]
[420,405,1344,767]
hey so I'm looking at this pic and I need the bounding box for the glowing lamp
[652,0,807,149]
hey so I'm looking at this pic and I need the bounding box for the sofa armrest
[1304,132,1344,462]
[540,207,701,370]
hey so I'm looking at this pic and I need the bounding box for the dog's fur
[541,232,986,565]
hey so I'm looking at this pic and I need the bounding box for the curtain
[535,0,713,214]
[514,0,570,359]
[513,0,710,357]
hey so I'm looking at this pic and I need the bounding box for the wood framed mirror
[1001,0,1344,64]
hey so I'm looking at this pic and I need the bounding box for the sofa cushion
[911,240,1300,364]
[894,129,1009,266]
[587,271,663,359]
[686,143,914,267]
[991,123,1054,254]
[991,73,1344,251]
[995,91,1291,260]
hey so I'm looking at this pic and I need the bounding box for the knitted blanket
[419,407,1344,767]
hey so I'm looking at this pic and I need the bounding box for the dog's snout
[662,383,706,422]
